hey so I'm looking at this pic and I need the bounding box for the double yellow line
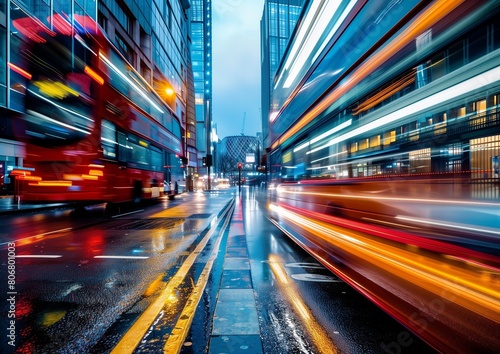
[111,200,234,354]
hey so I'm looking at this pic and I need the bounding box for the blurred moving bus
[267,1,500,352]
[10,13,184,205]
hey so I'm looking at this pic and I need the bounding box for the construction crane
[241,112,246,135]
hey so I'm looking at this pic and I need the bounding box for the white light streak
[307,66,500,154]
[15,255,62,258]
[99,53,164,113]
[294,119,352,153]
[311,0,357,64]
[26,108,92,136]
[283,0,343,89]
[396,215,500,236]
[275,0,323,87]
[94,255,150,259]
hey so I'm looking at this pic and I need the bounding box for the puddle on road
[34,302,76,328]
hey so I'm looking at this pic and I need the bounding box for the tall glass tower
[260,0,304,152]
[191,0,212,176]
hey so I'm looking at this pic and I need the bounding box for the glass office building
[98,0,193,157]
[218,135,260,177]
[191,0,212,175]
[260,0,304,152]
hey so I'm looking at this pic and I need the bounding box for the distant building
[217,135,260,179]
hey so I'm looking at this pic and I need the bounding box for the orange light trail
[29,181,72,187]
[272,0,464,150]
[8,63,32,80]
[269,203,500,323]
[84,66,104,85]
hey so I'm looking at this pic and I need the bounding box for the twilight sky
[212,0,265,139]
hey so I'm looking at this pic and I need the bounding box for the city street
[0,188,435,353]
[1,1,500,353]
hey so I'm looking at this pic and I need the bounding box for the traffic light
[202,155,212,167]
[237,162,242,193]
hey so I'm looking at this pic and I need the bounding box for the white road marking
[94,255,149,259]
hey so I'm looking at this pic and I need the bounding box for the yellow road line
[164,202,234,353]
[111,201,233,354]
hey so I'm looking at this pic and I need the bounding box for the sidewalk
[208,195,264,353]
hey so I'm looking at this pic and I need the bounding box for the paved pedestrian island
[209,199,264,354]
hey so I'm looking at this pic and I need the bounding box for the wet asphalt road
[0,192,233,353]
[0,188,435,353]
[209,187,433,354]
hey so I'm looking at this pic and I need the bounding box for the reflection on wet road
[0,192,234,353]
[0,187,463,353]
[238,187,434,354]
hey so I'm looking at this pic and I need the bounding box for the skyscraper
[260,0,305,152]
[99,0,192,117]
[191,0,212,177]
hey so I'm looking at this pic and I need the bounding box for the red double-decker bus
[10,13,185,205]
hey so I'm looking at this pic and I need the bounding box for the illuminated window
[359,138,369,150]
[471,135,500,179]
[101,120,117,159]
[409,148,431,173]
[282,151,292,164]
[370,135,381,148]
[476,99,487,113]
[383,131,396,145]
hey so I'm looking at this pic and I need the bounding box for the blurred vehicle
[10,13,184,205]
[267,1,500,352]
[215,178,231,189]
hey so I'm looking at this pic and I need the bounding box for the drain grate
[103,218,183,230]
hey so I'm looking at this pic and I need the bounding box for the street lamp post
[237,162,242,194]
[205,99,212,190]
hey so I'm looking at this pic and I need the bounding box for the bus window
[101,120,117,159]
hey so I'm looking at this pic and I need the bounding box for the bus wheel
[133,180,143,203]
[70,205,88,217]
[105,202,118,216]
[325,202,343,217]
